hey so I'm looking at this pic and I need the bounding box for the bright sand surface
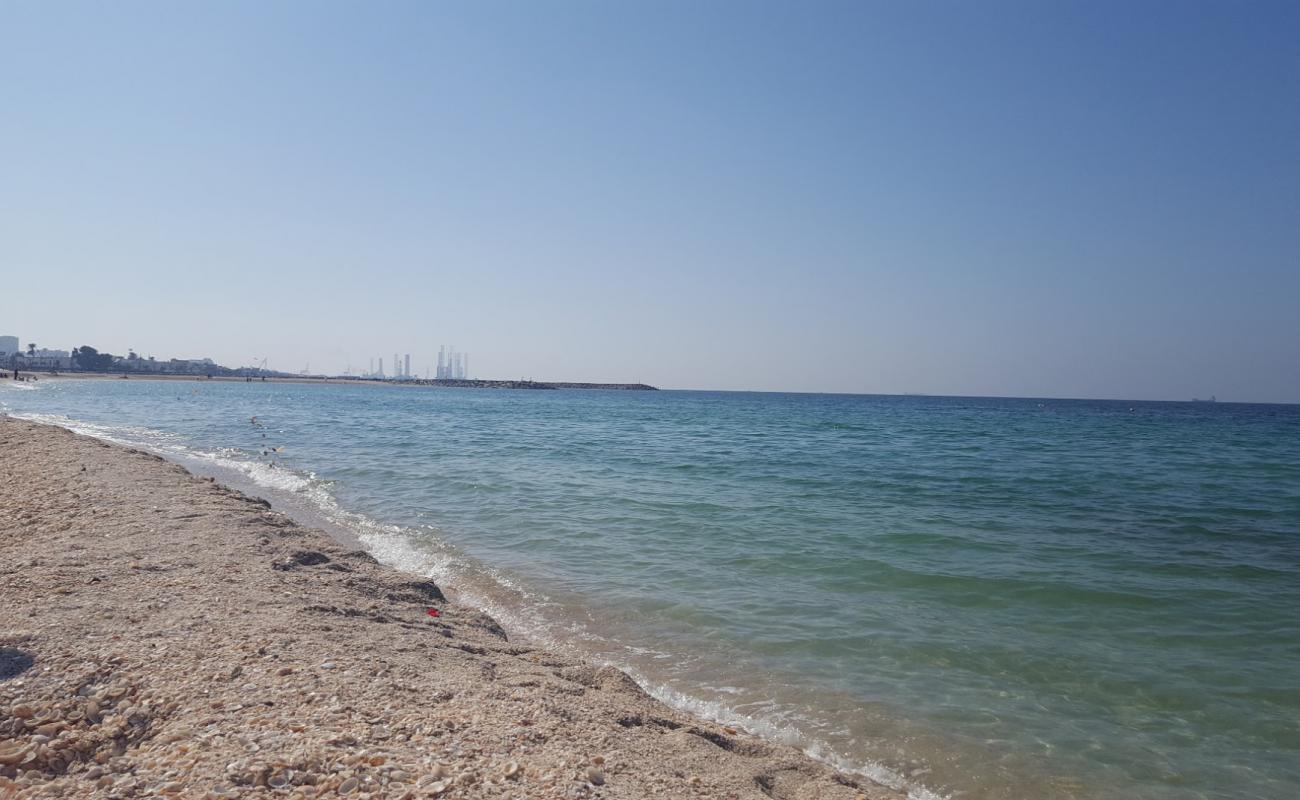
[0,416,904,800]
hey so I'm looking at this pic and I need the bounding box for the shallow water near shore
[5,379,1299,800]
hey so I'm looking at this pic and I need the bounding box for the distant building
[404,354,411,379]
[16,348,73,370]
[435,345,469,380]
[0,335,18,358]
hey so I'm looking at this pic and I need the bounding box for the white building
[0,335,18,357]
[17,348,73,370]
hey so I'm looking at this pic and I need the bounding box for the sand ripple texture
[0,417,900,800]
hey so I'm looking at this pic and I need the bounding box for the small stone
[336,776,358,795]
[586,767,605,786]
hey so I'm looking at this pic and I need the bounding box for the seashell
[97,775,115,788]
[11,704,34,719]
[428,765,449,779]
[586,767,605,786]
[65,710,85,723]
[107,687,128,700]
[336,776,358,795]
[368,755,385,767]
[268,769,292,788]
[0,745,26,765]
[502,761,521,779]
[426,779,452,796]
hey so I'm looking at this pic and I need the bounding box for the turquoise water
[4,379,1299,799]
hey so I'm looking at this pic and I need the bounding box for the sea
[4,378,1298,800]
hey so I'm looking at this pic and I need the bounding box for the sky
[2,1,1297,401]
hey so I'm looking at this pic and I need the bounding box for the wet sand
[0,416,903,799]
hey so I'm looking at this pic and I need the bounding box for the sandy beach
[0,416,902,800]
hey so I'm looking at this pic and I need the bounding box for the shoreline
[0,416,904,799]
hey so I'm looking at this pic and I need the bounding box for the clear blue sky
[3,1,1297,400]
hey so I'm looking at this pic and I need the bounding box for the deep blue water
[5,379,1299,800]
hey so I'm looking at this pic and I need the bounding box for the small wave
[625,672,947,800]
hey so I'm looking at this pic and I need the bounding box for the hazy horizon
[4,1,1298,403]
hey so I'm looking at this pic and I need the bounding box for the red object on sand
[426,608,440,617]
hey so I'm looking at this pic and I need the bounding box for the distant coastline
[400,378,658,391]
[26,371,657,391]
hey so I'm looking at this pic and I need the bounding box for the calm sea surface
[4,379,1298,799]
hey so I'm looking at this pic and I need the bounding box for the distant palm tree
[26,343,36,356]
